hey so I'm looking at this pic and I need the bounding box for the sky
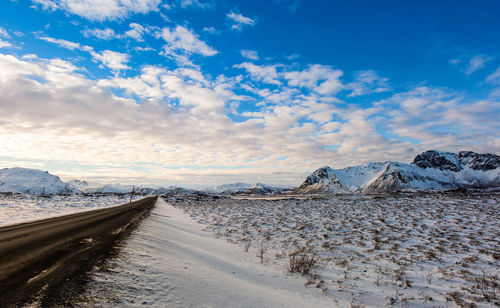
[0,0,499,187]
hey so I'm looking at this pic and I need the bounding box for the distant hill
[3,150,498,196]
[295,150,500,194]
[206,182,291,195]
[0,167,78,195]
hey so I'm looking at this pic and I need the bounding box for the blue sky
[0,0,499,186]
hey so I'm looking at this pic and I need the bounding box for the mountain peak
[0,167,77,195]
[412,150,461,171]
[412,150,500,172]
[296,150,500,194]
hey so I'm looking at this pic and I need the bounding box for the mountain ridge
[295,150,500,194]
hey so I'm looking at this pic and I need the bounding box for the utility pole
[129,186,135,204]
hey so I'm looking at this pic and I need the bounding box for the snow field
[171,191,500,307]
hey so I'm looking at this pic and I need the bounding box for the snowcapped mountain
[83,183,134,194]
[208,183,254,194]
[0,167,78,195]
[66,179,101,192]
[206,182,290,195]
[295,150,500,194]
[243,183,290,195]
[67,180,198,196]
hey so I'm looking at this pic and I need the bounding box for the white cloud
[227,11,255,31]
[38,36,87,51]
[134,46,155,52]
[82,27,116,40]
[377,86,500,153]
[124,23,146,41]
[38,35,129,73]
[2,49,499,185]
[82,23,154,42]
[241,49,259,60]
[346,70,390,97]
[90,50,130,72]
[234,62,280,85]
[31,0,162,21]
[161,25,217,57]
[202,27,221,35]
[178,0,214,9]
[486,67,500,85]
[0,39,12,49]
[284,64,343,95]
[465,54,493,75]
[0,27,11,39]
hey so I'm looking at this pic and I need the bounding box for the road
[0,196,157,307]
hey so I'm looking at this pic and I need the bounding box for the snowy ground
[171,191,500,307]
[78,198,333,307]
[0,194,138,227]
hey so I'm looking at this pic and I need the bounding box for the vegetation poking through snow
[169,190,500,306]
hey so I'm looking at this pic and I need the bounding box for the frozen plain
[1,192,498,307]
[172,191,499,307]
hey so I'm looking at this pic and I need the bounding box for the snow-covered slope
[207,183,289,195]
[208,183,254,194]
[69,181,191,196]
[295,150,500,194]
[84,183,135,194]
[243,183,290,195]
[295,163,387,194]
[67,179,101,192]
[0,167,78,195]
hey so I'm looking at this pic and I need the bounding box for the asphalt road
[0,196,157,307]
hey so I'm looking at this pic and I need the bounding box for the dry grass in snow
[168,190,499,307]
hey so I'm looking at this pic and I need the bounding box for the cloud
[346,70,390,97]
[91,50,130,72]
[0,53,268,183]
[0,40,12,49]
[227,11,255,31]
[38,36,87,51]
[376,86,500,153]
[465,54,493,75]
[82,27,116,40]
[486,67,500,85]
[2,51,499,185]
[82,23,155,42]
[234,62,280,85]
[241,49,259,60]
[134,46,155,52]
[202,26,221,35]
[124,23,147,41]
[31,0,162,21]
[38,35,129,73]
[0,27,11,39]
[160,25,218,57]
[273,0,301,13]
[178,0,215,9]
[284,64,343,95]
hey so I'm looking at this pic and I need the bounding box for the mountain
[295,150,500,194]
[84,183,135,194]
[243,183,290,195]
[67,179,101,192]
[208,183,254,194]
[67,181,189,195]
[0,167,78,195]
[207,182,290,195]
